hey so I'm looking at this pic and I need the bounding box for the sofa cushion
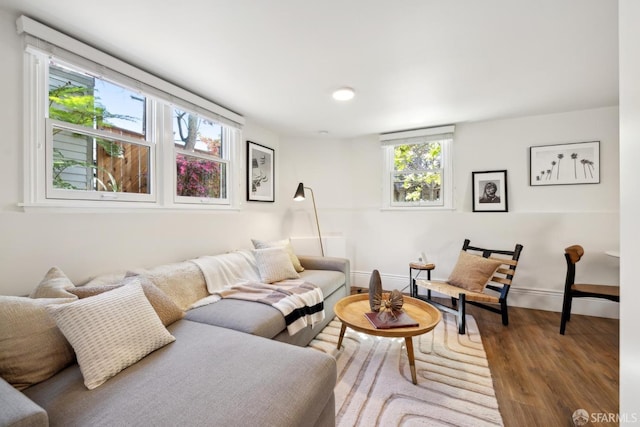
[185,299,285,339]
[185,269,346,341]
[46,283,175,390]
[24,321,335,427]
[0,376,48,426]
[252,238,305,272]
[297,269,346,298]
[128,260,208,311]
[68,276,184,326]
[447,251,503,292]
[253,247,300,283]
[0,296,75,390]
[29,267,77,299]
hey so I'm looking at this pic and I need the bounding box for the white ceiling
[1,0,619,138]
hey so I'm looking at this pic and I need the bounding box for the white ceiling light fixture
[332,87,355,101]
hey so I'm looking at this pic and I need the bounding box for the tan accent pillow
[447,251,503,292]
[0,296,76,390]
[252,238,305,272]
[68,277,184,326]
[46,283,176,390]
[126,261,207,311]
[253,247,300,283]
[29,267,78,299]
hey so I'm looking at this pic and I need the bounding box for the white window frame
[172,111,234,206]
[18,15,244,211]
[381,126,455,210]
[46,119,156,202]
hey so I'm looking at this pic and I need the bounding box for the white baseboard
[351,270,619,320]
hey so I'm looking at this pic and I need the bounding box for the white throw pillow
[46,282,175,390]
[251,238,305,272]
[253,247,300,283]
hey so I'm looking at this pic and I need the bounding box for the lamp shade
[293,182,305,201]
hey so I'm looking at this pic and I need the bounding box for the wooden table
[334,293,442,384]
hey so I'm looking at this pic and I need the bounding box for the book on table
[364,311,419,329]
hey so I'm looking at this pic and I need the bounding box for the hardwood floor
[351,288,620,427]
[467,302,619,427]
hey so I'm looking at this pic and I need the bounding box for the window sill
[380,206,455,212]
[18,201,240,214]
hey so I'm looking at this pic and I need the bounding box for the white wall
[619,0,640,419]
[0,9,286,296]
[280,106,620,318]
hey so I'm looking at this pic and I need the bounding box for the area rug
[308,313,503,427]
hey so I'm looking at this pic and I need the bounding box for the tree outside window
[393,141,442,203]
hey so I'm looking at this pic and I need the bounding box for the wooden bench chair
[559,245,620,335]
[413,239,523,334]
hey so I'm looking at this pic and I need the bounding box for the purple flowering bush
[176,154,221,198]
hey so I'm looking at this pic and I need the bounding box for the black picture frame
[472,170,508,212]
[529,141,600,186]
[247,141,274,202]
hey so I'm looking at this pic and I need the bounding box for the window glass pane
[176,154,226,198]
[49,61,146,139]
[52,127,150,194]
[394,141,441,172]
[173,109,222,156]
[392,172,441,203]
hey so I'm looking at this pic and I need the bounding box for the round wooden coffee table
[334,293,442,384]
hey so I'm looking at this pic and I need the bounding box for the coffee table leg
[337,322,347,350]
[405,337,417,384]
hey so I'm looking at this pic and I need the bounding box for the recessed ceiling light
[318,130,329,135]
[332,87,355,101]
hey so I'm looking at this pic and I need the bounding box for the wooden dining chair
[559,245,620,335]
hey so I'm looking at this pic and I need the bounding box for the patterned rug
[308,313,503,426]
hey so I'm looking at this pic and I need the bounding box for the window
[381,126,454,208]
[173,108,230,204]
[19,15,244,209]
[47,59,153,202]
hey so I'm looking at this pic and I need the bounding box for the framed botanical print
[529,141,600,186]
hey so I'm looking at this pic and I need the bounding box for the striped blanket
[216,280,324,335]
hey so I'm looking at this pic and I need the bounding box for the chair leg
[501,299,509,326]
[560,294,572,335]
[451,297,457,307]
[457,293,466,334]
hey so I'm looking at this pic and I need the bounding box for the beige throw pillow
[126,261,208,311]
[29,267,78,299]
[68,276,184,326]
[46,283,176,390]
[0,296,76,390]
[253,247,300,283]
[447,251,503,292]
[252,238,305,272]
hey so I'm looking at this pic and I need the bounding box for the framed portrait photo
[529,141,600,186]
[472,170,508,213]
[247,141,274,202]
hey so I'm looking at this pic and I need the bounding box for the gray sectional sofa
[0,249,350,427]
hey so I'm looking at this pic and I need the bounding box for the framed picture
[529,141,600,186]
[247,141,274,202]
[472,170,508,212]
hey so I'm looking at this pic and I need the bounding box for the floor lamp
[293,182,324,256]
